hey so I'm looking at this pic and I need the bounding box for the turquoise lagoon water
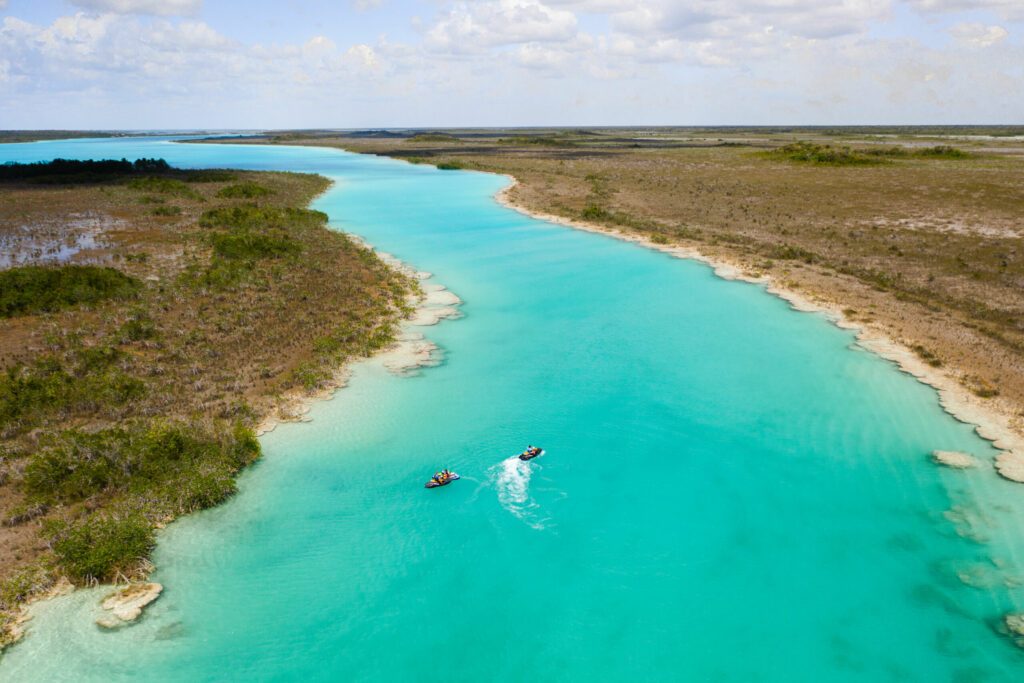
[0,137,1023,681]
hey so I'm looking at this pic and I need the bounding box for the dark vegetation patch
[498,135,578,147]
[0,265,139,318]
[435,161,465,170]
[216,182,273,199]
[407,133,461,143]
[762,142,884,166]
[0,158,170,184]
[208,229,301,260]
[762,141,972,166]
[45,512,154,583]
[127,176,202,200]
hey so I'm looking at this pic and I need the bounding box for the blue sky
[0,0,1021,128]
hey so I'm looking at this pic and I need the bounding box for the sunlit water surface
[1,137,1022,681]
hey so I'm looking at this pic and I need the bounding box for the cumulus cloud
[69,0,202,17]
[0,0,1021,127]
[907,0,1024,20]
[426,0,578,52]
[949,22,1008,47]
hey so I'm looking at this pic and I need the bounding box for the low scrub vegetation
[0,265,139,318]
[216,182,273,199]
[127,176,202,200]
[763,142,882,166]
[0,162,415,630]
[407,133,461,143]
[45,512,154,583]
[498,135,577,147]
[764,141,971,165]
[209,229,301,260]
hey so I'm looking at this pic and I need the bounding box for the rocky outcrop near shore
[995,452,1024,484]
[96,583,162,629]
[931,450,978,469]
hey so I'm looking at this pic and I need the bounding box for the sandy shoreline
[494,175,1024,483]
[254,236,460,437]
[3,208,463,650]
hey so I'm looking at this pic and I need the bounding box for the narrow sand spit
[932,450,979,469]
[95,583,163,629]
[495,176,1024,485]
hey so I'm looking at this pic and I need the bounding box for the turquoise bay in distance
[0,137,1022,681]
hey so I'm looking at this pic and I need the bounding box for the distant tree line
[0,158,170,181]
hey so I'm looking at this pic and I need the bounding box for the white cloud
[69,0,202,17]
[548,0,891,40]
[426,0,578,52]
[949,21,1008,47]
[0,1,1021,127]
[907,0,1024,20]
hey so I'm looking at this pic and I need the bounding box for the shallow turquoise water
[1,138,1023,681]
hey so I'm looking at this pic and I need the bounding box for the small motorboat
[425,472,460,488]
[518,447,545,462]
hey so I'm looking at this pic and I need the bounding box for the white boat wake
[491,456,548,530]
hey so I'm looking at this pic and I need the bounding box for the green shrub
[23,420,260,507]
[768,244,817,263]
[199,205,326,231]
[217,182,273,199]
[765,142,881,166]
[436,161,464,170]
[150,205,182,216]
[407,133,461,143]
[0,348,143,432]
[23,429,124,502]
[209,230,301,259]
[0,565,50,612]
[127,176,201,200]
[0,265,139,318]
[497,136,576,147]
[119,311,158,342]
[915,145,970,159]
[45,513,154,583]
[185,169,237,183]
[581,204,612,221]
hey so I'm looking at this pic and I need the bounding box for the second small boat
[518,446,545,461]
